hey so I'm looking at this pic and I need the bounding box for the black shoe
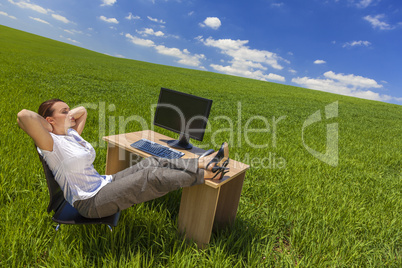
[206,142,229,170]
[210,162,230,180]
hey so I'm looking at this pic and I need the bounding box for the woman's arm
[69,106,87,135]
[17,109,54,151]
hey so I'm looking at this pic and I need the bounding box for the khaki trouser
[74,156,204,218]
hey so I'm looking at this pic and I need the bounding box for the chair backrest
[37,153,65,213]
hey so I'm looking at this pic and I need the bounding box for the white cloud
[210,63,285,82]
[52,14,70,24]
[155,45,205,67]
[125,33,155,47]
[291,71,395,102]
[101,0,117,7]
[125,33,205,68]
[314,60,326,64]
[126,12,140,20]
[99,15,119,24]
[271,3,284,8]
[66,37,80,44]
[29,16,50,25]
[201,37,284,69]
[9,1,73,24]
[266,73,286,82]
[343,40,371,48]
[136,28,164,37]
[198,36,287,82]
[201,37,248,51]
[363,14,393,30]
[64,29,83,35]
[147,16,165,24]
[324,71,382,88]
[60,35,80,44]
[200,17,221,30]
[0,11,17,19]
[355,0,374,8]
[8,0,51,14]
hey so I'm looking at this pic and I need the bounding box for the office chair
[37,153,120,232]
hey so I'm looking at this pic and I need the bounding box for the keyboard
[130,138,185,159]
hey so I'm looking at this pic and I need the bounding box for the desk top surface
[103,130,249,188]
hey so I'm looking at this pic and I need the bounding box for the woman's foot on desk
[203,163,229,180]
[199,142,229,180]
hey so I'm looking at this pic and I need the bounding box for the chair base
[52,201,120,227]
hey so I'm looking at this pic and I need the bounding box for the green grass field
[0,25,401,267]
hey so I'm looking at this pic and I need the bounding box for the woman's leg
[112,156,200,181]
[74,157,204,218]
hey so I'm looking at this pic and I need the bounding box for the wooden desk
[103,130,249,247]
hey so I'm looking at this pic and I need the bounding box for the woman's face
[47,101,76,132]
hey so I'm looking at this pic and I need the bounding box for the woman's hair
[38,99,64,118]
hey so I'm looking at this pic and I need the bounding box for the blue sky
[1,0,401,104]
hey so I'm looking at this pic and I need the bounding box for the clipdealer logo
[302,101,339,167]
[77,101,339,168]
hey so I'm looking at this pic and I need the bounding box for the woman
[17,99,229,218]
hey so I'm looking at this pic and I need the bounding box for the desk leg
[105,143,133,175]
[214,172,246,229]
[178,184,220,248]
[178,172,246,247]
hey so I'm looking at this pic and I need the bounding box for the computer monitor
[153,88,213,150]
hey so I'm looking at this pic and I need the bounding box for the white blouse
[38,128,112,206]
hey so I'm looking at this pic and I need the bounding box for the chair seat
[52,200,120,227]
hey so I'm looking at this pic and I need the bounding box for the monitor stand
[167,133,193,150]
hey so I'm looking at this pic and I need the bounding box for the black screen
[154,88,213,142]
